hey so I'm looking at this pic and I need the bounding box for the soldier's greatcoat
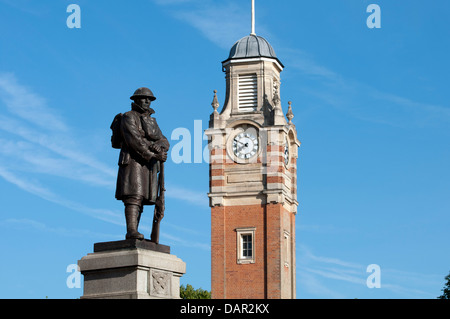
[115,103,169,205]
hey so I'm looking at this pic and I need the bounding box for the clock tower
[206,1,300,300]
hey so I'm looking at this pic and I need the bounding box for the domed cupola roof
[223,34,283,67]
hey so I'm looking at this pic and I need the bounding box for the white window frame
[236,227,256,264]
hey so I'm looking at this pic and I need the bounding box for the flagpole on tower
[251,0,256,35]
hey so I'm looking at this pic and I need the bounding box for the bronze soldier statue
[112,87,169,243]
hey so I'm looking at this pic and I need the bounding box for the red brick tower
[206,21,300,299]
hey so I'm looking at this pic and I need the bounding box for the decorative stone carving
[151,270,171,297]
[272,80,280,106]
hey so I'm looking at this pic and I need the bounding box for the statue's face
[136,97,151,110]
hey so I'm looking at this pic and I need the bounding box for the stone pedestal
[78,239,186,299]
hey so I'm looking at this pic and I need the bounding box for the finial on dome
[286,101,294,124]
[211,90,219,114]
[251,0,256,35]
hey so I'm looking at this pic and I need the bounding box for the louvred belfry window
[238,74,257,111]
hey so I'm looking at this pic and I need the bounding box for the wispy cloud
[304,267,366,286]
[281,49,450,128]
[0,218,120,240]
[302,248,363,270]
[0,137,113,187]
[0,166,56,201]
[0,73,67,132]
[0,218,207,251]
[299,272,345,299]
[297,244,441,298]
[0,114,115,181]
[152,0,252,49]
[162,231,210,251]
[0,73,122,227]
[0,73,115,187]
[281,48,339,81]
[166,183,209,207]
[0,166,122,225]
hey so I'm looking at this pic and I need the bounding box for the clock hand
[235,141,249,148]
[238,144,249,152]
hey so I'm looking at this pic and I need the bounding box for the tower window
[238,74,257,111]
[284,231,290,268]
[242,234,252,258]
[236,227,256,264]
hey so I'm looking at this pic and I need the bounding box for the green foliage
[438,271,450,299]
[180,284,211,299]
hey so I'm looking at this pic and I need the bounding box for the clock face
[284,138,289,165]
[233,132,259,159]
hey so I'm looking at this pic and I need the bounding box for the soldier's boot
[125,204,144,240]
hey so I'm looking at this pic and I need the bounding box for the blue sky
[0,0,449,299]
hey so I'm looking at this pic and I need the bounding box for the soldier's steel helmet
[130,87,156,101]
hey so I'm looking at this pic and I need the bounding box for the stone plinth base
[78,239,186,299]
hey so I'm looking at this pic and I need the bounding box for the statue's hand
[155,151,167,162]
[152,144,162,153]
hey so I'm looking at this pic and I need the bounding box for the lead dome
[224,34,283,67]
